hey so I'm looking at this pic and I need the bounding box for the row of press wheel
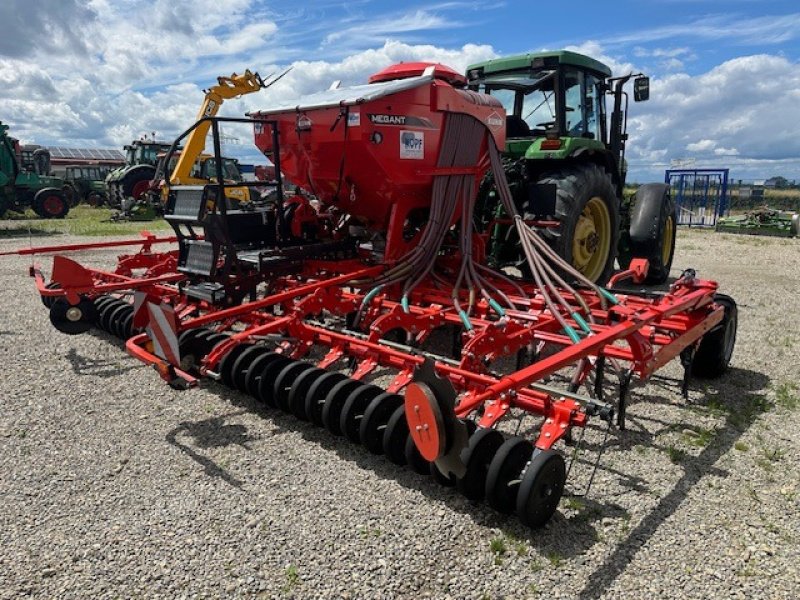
[178,328,568,528]
[42,289,138,338]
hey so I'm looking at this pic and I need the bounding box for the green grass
[734,441,750,452]
[774,382,799,410]
[490,537,507,565]
[681,425,717,448]
[666,445,686,464]
[282,564,300,593]
[545,551,564,568]
[0,205,170,237]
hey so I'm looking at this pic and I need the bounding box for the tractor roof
[467,51,613,80]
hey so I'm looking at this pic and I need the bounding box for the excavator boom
[170,70,264,185]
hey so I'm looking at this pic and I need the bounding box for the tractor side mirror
[633,76,650,102]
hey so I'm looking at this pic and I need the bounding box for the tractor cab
[467,50,649,193]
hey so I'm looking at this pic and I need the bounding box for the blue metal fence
[664,168,730,227]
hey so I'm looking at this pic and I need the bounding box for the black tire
[33,188,69,219]
[256,355,292,406]
[339,384,383,443]
[86,191,106,207]
[383,406,410,465]
[539,163,620,284]
[219,344,250,388]
[692,294,737,378]
[456,428,505,502]
[360,392,404,454]
[245,352,283,399]
[121,167,156,200]
[515,449,566,528]
[305,372,348,426]
[404,435,430,475]
[621,183,676,284]
[49,298,96,335]
[273,362,314,412]
[322,379,362,436]
[231,346,271,393]
[287,367,326,420]
[62,185,78,207]
[41,281,62,308]
[485,436,534,514]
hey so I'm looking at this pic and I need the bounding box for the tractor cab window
[136,145,158,165]
[564,70,585,136]
[480,70,557,138]
[125,147,135,164]
[585,74,603,141]
[521,84,557,135]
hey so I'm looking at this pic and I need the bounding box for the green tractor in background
[467,51,676,284]
[63,165,111,207]
[0,121,70,219]
[105,138,173,209]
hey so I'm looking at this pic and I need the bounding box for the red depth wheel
[404,382,446,462]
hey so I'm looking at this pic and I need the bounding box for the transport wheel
[360,392,404,454]
[404,435,430,475]
[456,428,505,502]
[305,372,348,426]
[273,362,314,412]
[383,406,410,466]
[692,294,737,378]
[50,298,97,335]
[245,352,283,399]
[231,346,271,392]
[340,384,384,443]
[619,183,676,284]
[430,462,456,487]
[485,437,535,514]
[539,164,620,284]
[323,379,363,436]
[41,282,62,308]
[287,367,326,420]
[516,449,566,529]
[219,344,251,388]
[256,355,292,407]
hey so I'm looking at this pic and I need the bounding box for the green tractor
[467,51,676,284]
[0,121,70,219]
[105,139,173,209]
[63,165,111,207]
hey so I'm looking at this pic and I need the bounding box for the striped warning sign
[145,302,180,366]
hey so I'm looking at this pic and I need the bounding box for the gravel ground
[0,228,798,599]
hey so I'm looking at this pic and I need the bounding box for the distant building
[46,147,125,176]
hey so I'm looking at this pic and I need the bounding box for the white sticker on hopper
[400,130,424,159]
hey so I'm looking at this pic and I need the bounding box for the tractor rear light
[540,139,562,150]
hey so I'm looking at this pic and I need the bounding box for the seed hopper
[16,64,737,528]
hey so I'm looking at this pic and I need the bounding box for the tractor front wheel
[539,164,620,284]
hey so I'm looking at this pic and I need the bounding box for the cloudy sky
[1,0,799,181]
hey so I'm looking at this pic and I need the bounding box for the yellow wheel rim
[571,196,612,282]
[662,215,674,265]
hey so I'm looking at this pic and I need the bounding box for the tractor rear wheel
[619,183,676,284]
[86,191,106,207]
[539,164,619,284]
[33,188,69,219]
